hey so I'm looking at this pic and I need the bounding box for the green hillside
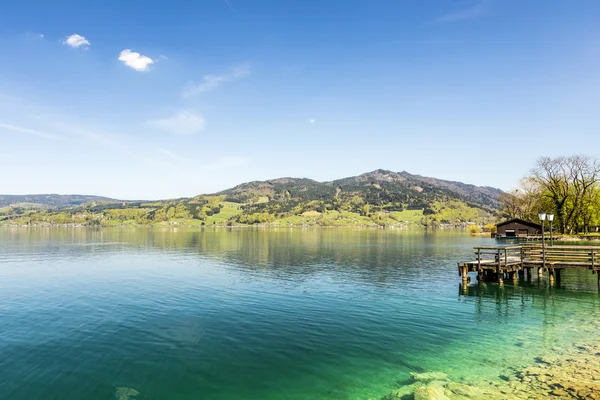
[0,170,501,227]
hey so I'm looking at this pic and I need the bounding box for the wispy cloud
[156,148,192,164]
[433,0,491,23]
[153,149,248,172]
[54,123,129,150]
[25,31,45,39]
[309,119,316,124]
[222,0,239,15]
[205,156,248,170]
[0,122,62,140]
[0,153,13,159]
[182,64,251,97]
[148,110,206,135]
[63,34,90,48]
[118,49,154,72]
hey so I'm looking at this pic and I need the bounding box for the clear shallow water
[1,227,599,399]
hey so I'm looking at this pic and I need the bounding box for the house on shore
[496,218,542,238]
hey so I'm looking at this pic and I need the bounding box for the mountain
[1,170,503,227]
[397,171,502,210]
[0,194,121,209]
[217,169,501,212]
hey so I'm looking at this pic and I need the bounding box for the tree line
[500,155,600,234]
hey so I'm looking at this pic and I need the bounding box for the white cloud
[63,34,90,48]
[183,64,251,97]
[118,49,154,72]
[433,0,490,23]
[0,122,62,140]
[0,153,13,159]
[309,119,316,124]
[148,111,206,135]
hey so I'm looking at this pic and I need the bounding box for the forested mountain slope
[1,170,502,227]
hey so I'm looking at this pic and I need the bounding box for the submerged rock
[410,371,448,383]
[413,384,449,400]
[383,383,418,399]
[444,382,482,398]
[115,387,139,400]
[382,336,600,400]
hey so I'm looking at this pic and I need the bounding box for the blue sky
[1,0,599,199]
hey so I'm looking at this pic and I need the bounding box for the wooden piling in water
[462,265,468,282]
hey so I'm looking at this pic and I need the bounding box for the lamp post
[547,214,554,246]
[538,212,546,270]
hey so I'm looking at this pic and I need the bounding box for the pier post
[549,269,555,286]
[538,266,543,277]
[526,267,532,281]
[462,265,468,282]
[520,246,524,268]
[512,271,518,281]
[497,266,503,286]
[555,269,561,285]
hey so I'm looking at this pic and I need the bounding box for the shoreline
[0,224,449,230]
[3,224,600,242]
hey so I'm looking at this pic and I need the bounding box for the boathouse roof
[496,218,542,230]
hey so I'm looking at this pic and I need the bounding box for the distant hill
[0,170,503,227]
[0,194,121,209]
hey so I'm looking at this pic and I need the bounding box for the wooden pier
[458,245,600,287]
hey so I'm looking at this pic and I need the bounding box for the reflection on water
[0,227,599,400]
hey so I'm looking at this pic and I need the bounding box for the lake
[1,227,599,399]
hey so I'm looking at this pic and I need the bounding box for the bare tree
[530,155,599,234]
[499,177,541,221]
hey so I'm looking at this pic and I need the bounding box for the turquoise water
[1,227,599,399]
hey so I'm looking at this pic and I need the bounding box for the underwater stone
[115,387,139,400]
[413,384,449,400]
[383,383,418,399]
[444,382,481,398]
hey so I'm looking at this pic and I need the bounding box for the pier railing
[472,245,523,269]
[522,245,599,269]
[458,244,600,287]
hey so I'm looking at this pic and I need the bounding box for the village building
[496,218,542,238]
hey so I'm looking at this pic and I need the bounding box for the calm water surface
[1,228,599,399]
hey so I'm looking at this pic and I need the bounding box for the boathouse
[496,218,542,238]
